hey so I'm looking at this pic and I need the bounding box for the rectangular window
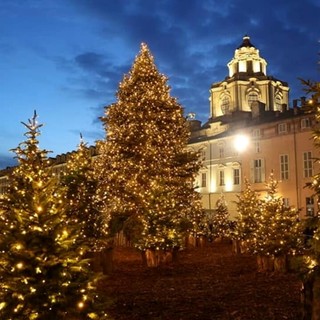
[254,141,260,153]
[219,170,225,186]
[283,198,290,208]
[301,118,311,129]
[252,129,261,138]
[201,173,207,188]
[303,152,313,178]
[278,123,287,134]
[306,197,315,216]
[219,146,224,158]
[233,168,240,185]
[280,154,289,180]
[254,159,263,183]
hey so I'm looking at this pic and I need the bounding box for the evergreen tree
[0,112,108,319]
[61,137,108,251]
[234,179,261,251]
[303,79,320,277]
[211,195,230,239]
[95,43,203,253]
[252,173,302,257]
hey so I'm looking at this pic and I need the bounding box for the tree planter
[257,255,274,272]
[240,240,248,254]
[274,255,288,273]
[232,239,241,254]
[142,248,177,267]
[232,240,249,254]
[196,235,207,248]
[185,234,196,248]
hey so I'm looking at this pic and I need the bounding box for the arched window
[220,95,230,114]
[248,91,259,108]
[275,95,282,111]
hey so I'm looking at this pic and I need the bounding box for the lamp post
[233,134,250,153]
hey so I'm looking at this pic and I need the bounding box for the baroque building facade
[188,35,317,219]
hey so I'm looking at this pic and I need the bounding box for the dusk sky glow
[0,0,319,169]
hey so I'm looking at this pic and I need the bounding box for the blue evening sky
[0,0,319,169]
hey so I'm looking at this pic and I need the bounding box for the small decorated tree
[95,43,203,266]
[61,137,110,273]
[211,195,231,241]
[253,173,302,272]
[234,179,261,253]
[0,112,108,319]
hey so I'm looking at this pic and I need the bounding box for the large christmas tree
[0,112,108,319]
[95,43,203,257]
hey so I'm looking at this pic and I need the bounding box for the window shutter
[250,160,254,183]
[261,158,265,182]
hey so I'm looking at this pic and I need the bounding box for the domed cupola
[227,35,267,78]
[209,35,289,118]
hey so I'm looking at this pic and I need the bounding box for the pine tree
[95,43,203,257]
[303,79,320,264]
[211,195,230,240]
[301,80,320,319]
[234,179,261,252]
[253,173,302,258]
[0,112,108,319]
[61,137,108,251]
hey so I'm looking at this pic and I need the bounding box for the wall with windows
[190,111,318,219]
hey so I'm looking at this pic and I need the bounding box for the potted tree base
[257,255,274,272]
[274,255,288,273]
[141,248,178,267]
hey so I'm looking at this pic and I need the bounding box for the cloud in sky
[0,0,319,169]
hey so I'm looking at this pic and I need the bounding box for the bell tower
[209,35,289,118]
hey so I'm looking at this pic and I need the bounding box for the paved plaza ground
[103,241,302,320]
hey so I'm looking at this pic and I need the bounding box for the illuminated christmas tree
[253,173,302,271]
[301,79,320,319]
[0,112,108,319]
[234,179,261,252]
[211,195,231,240]
[95,43,203,262]
[62,137,108,251]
